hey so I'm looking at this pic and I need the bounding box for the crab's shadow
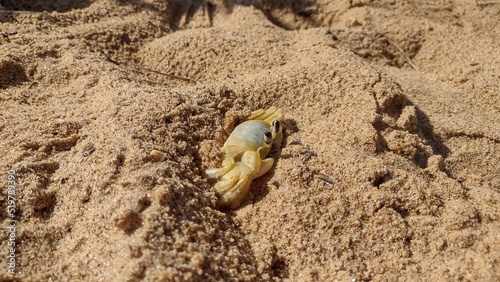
[238,118,299,209]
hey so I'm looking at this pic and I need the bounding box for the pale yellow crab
[206,107,284,209]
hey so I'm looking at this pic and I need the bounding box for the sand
[0,0,499,281]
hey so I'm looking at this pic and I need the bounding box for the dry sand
[1,0,499,281]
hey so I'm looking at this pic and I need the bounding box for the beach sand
[0,0,499,280]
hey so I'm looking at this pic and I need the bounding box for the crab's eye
[272,120,281,134]
[264,131,272,144]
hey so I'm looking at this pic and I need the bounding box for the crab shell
[222,119,283,164]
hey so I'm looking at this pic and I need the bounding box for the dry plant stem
[140,67,199,84]
[475,0,500,5]
[98,46,198,83]
[387,39,421,73]
[298,44,320,52]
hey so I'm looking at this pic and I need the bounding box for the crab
[205,107,284,209]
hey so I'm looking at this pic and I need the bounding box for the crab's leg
[214,174,240,195]
[205,163,236,178]
[247,107,284,124]
[247,108,266,120]
[217,176,252,209]
[215,151,260,209]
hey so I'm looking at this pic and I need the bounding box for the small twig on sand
[298,44,320,52]
[92,42,198,83]
[140,67,198,84]
[100,51,119,65]
[386,39,421,73]
[475,0,500,5]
